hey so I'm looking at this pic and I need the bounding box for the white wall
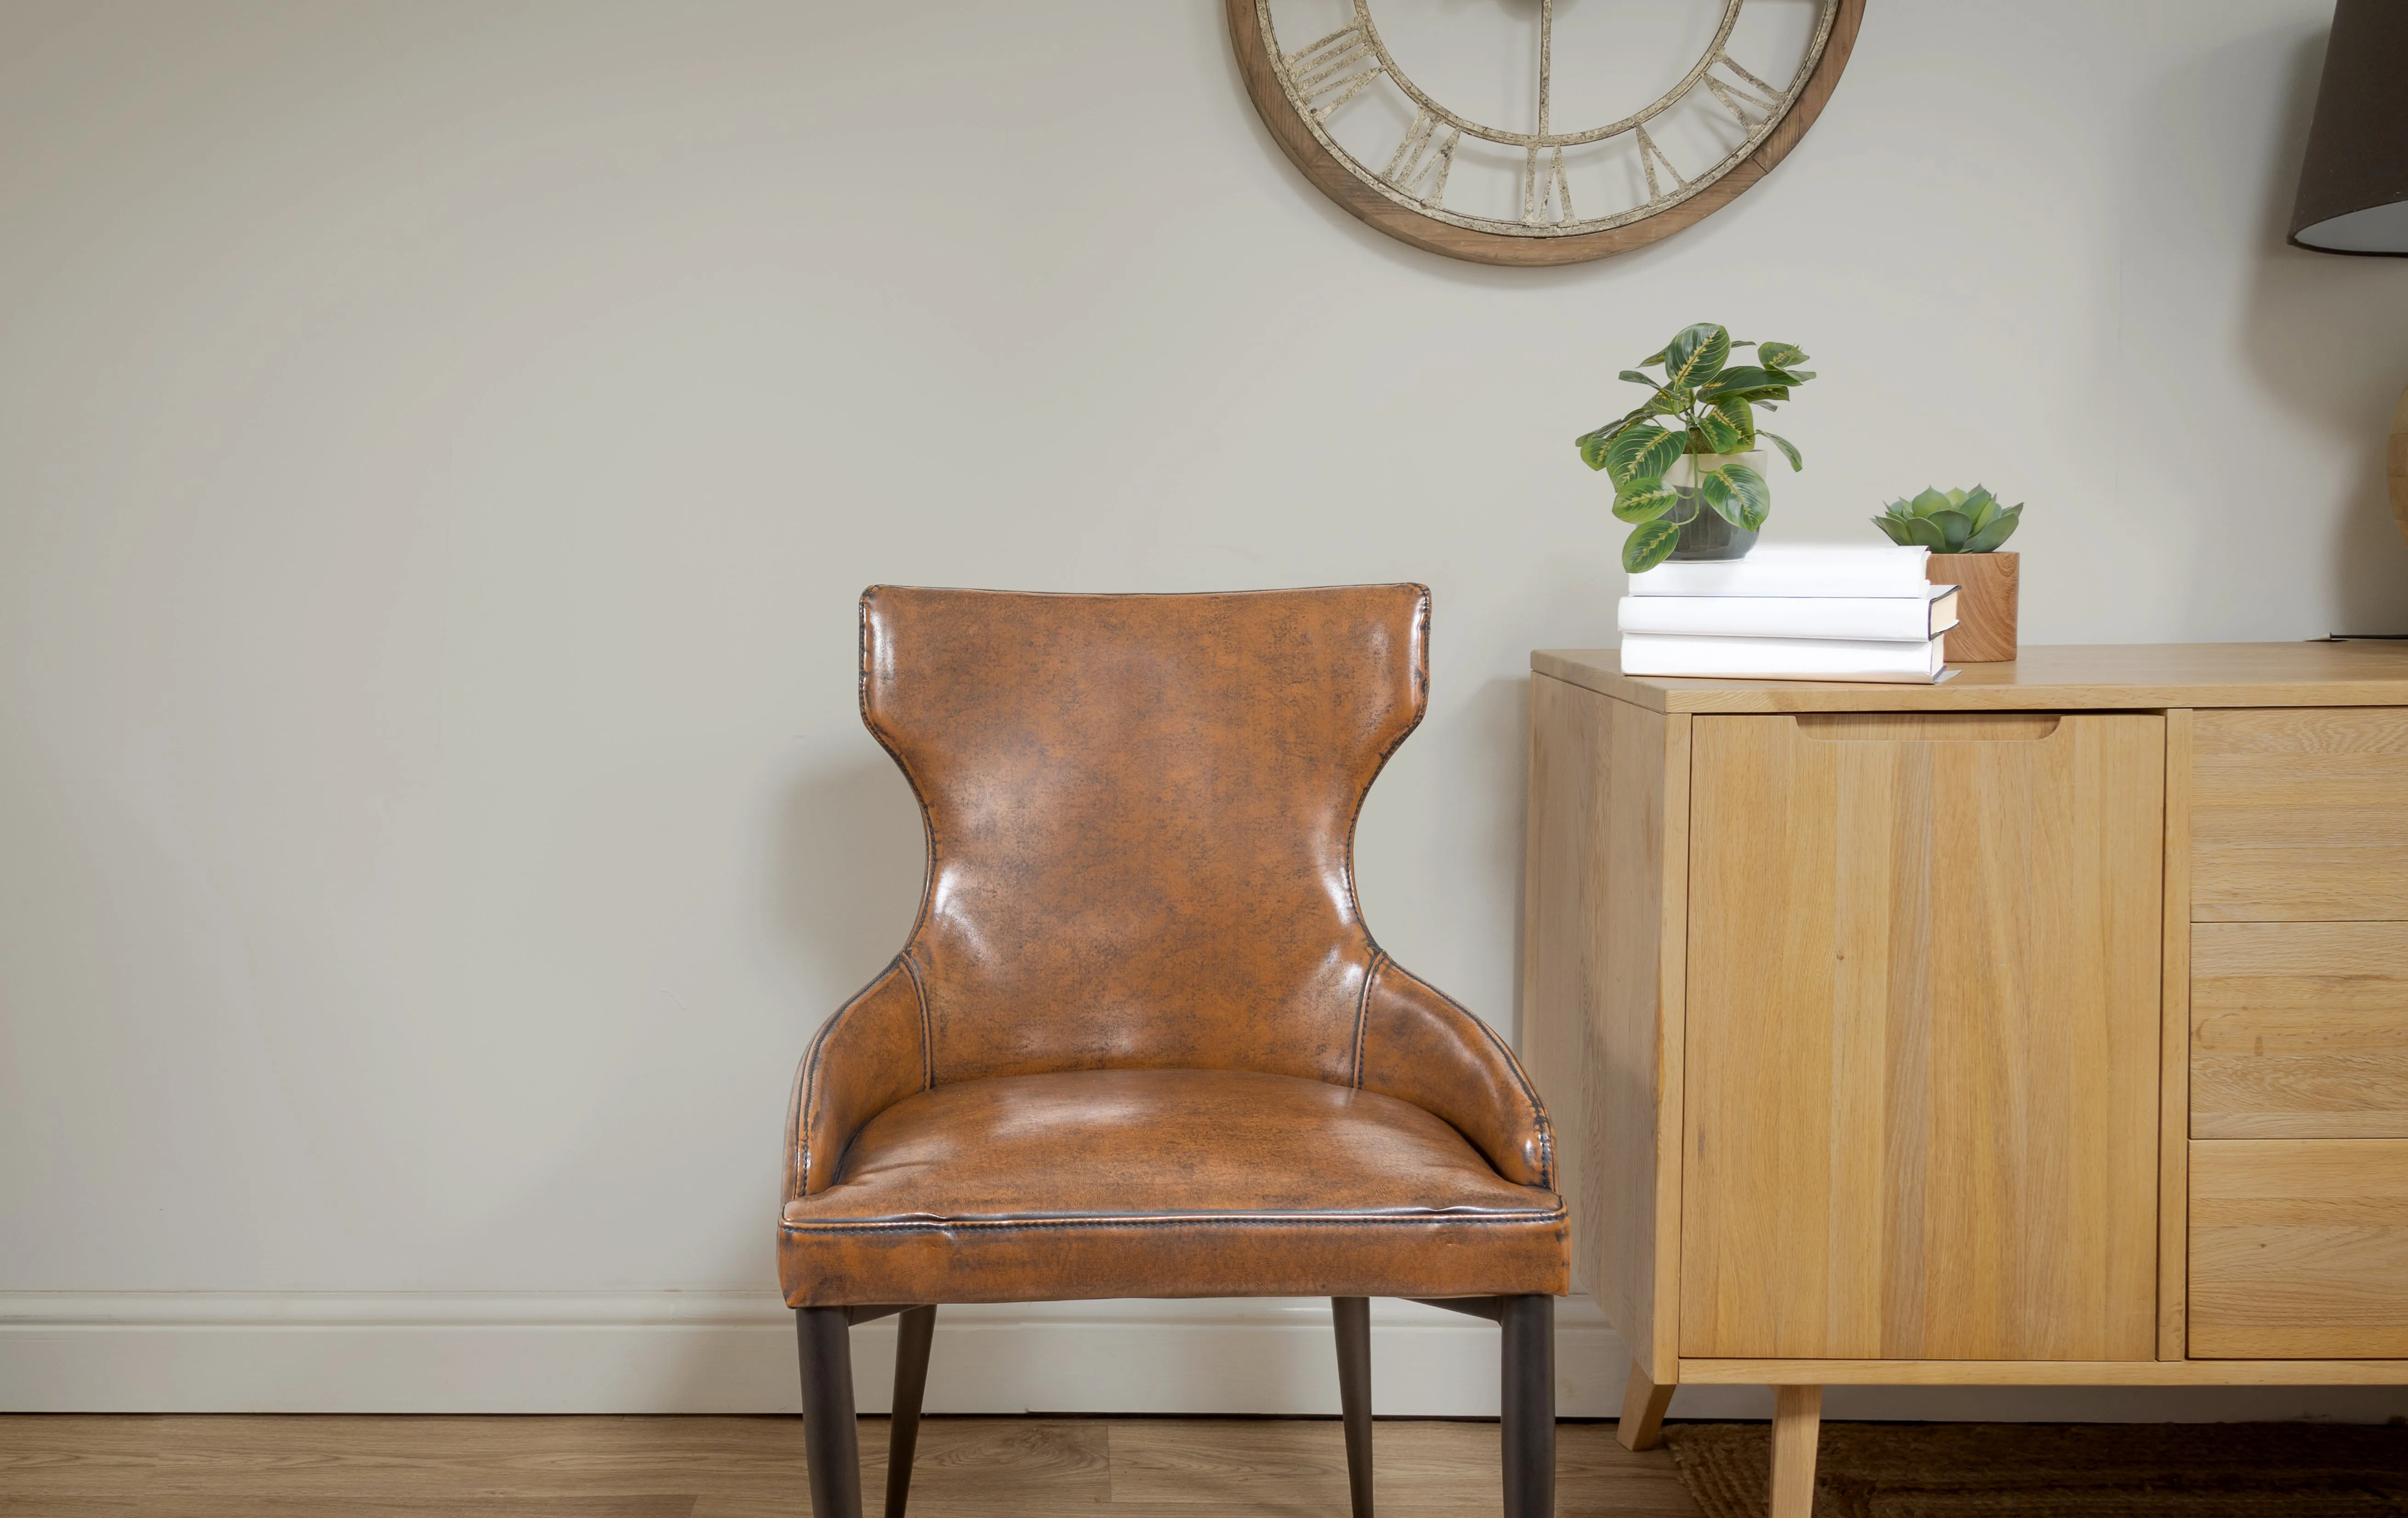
[3,0,2406,1416]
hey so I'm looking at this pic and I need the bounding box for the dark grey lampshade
[2282,0,2408,255]
[2291,0,2408,254]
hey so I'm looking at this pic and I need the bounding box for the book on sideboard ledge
[1627,543,1940,599]
[1618,631,1953,683]
[1622,544,1956,682]
[1618,586,1958,642]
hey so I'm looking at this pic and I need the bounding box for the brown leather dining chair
[778,585,1569,1518]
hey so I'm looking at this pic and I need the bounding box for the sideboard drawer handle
[1795,712,2063,742]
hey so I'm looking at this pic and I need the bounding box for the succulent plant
[1872,486,2023,553]
[1574,322,1815,573]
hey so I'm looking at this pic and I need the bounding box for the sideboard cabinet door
[1680,712,2164,1361]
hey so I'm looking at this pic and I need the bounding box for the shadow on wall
[2233,27,2408,635]
[774,752,928,1026]
[1480,673,1535,1044]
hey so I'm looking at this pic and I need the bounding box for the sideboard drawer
[2193,709,2408,921]
[2192,923,2408,1139]
[2190,1139,2408,1358]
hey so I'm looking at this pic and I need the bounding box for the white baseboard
[6,1292,2406,1421]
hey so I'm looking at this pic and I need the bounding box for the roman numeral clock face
[1228,0,1861,265]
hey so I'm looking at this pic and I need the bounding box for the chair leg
[884,1305,938,1518]
[1332,1296,1373,1518]
[796,1307,864,1518]
[1499,1295,1555,1518]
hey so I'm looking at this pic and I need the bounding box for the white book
[1616,587,1959,643]
[1629,544,1937,598]
[1619,632,1952,684]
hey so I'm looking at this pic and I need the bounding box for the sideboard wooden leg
[1616,1361,1675,1451]
[1768,1385,1822,1518]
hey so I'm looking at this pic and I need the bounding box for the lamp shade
[2291,0,2408,255]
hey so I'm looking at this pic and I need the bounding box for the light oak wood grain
[1520,676,1689,1385]
[1925,553,2018,663]
[1679,1357,2408,1385]
[2191,1138,2408,1359]
[1616,1363,1675,1453]
[1527,657,2408,1396]
[1793,712,2059,741]
[0,1415,1701,1518]
[1532,644,2408,715]
[1679,711,2164,1361]
[2192,708,2408,921]
[1767,1386,1822,1518]
[2161,709,2194,1359]
[2192,922,2408,1138]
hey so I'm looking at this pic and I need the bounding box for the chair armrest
[784,958,930,1200]
[1355,957,1554,1189]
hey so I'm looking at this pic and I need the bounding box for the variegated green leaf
[1575,426,1619,470]
[1612,481,1678,523]
[1696,365,1780,397]
[1605,424,1687,487]
[1696,408,1747,454]
[1712,397,1756,449]
[1660,324,1730,390]
[1762,430,1803,471]
[1758,342,1807,368]
[1699,463,1771,532]
[1622,518,1682,574]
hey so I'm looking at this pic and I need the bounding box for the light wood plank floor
[0,1415,1701,1517]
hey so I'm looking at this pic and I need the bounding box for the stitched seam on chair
[782,1051,811,1205]
[900,951,933,1092]
[1341,585,1431,934]
[1442,985,1555,1191]
[781,1207,1567,1236]
[795,956,907,1200]
[1350,951,1386,1091]
[859,589,941,953]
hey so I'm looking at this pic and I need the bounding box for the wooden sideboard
[1521,643,2408,1517]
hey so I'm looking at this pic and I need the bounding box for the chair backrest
[859,584,1430,1088]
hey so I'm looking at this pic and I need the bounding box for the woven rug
[1665,1421,2408,1517]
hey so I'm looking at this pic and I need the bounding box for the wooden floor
[0,1415,1701,1517]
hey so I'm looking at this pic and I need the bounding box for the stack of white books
[1621,545,1960,683]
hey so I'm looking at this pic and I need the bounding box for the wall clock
[1228,0,1864,267]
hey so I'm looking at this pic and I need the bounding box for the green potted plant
[1872,486,2024,661]
[1575,322,1815,573]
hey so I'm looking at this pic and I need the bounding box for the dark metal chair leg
[1499,1295,1555,1518]
[884,1305,938,1518]
[1332,1296,1373,1518]
[797,1307,864,1518]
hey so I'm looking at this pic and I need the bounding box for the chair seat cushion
[778,1067,1567,1306]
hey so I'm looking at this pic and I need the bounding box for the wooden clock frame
[1226,0,1866,268]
